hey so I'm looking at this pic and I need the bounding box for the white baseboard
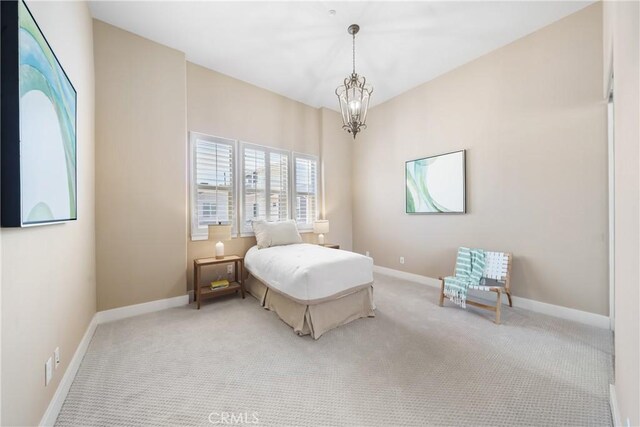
[40,294,190,425]
[39,314,98,426]
[610,384,621,426]
[373,265,610,329]
[96,294,189,324]
[507,292,609,329]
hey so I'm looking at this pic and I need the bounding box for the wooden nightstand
[193,255,245,309]
[320,244,340,249]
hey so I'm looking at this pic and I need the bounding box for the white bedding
[244,243,373,303]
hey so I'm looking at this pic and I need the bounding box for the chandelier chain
[352,32,356,74]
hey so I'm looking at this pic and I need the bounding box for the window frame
[292,152,319,231]
[189,132,237,241]
[239,141,292,237]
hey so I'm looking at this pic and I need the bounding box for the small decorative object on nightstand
[313,219,330,245]
[193,255,245,309]
[320,244,340,249]
[208,224,232,259]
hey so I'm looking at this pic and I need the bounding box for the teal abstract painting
[406,150,465,214]
[19,0,77,225]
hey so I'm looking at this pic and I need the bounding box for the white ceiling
[89,1,593,110]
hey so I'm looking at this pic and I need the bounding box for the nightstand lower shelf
[200,282,241,298]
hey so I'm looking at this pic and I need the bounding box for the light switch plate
[54,347,60,369]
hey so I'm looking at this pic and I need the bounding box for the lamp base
[318,234,325,245]
[215,241,225,259]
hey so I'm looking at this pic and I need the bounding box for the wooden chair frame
[438,252,513,324]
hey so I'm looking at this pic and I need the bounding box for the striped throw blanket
[443,247,486,308]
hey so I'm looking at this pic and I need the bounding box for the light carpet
[56,273,613,426]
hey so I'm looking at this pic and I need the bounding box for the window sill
[190,233,239,242]
[238,229,313,238]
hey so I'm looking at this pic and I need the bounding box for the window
[293,153,318,230]
[189,134,317,238]
[240,143,290,235]
[190,133,236,240]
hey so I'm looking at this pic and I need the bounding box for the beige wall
[604,1,640,425]
[1,2,96,425]
[186,64,343,287]
[320,108,354,251]
[353,4,608,315]
[94,21,187,311]
[187,63,320,156]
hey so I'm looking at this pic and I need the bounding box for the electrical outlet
[400,256,405,264]
[45,357,53,386]
[54,347,60,369]
[365,251,370,257]
[227,264,233,274]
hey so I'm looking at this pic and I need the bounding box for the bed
[244,243,375,339]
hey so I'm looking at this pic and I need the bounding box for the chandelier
[335,24,373,139]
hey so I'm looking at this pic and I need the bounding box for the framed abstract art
[405,150,466,214]
[1,0,78,227]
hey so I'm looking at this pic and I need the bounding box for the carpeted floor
[56,273,613,426]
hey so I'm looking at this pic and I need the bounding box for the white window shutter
[240,143,292,234]
[190,133,236,240]
[294,154,318,229]
[269,151,289,222]
[242,147,267,232]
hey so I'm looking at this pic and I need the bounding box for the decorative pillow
[252,220,302,249]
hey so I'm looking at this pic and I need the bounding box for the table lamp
[208,224,232,259]
[313,220,330,245]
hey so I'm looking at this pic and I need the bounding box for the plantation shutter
[242,147,267,232]
[269,151,289,222]
[241,143,292,234]
[294,154,318,229]
[192,135,235,239]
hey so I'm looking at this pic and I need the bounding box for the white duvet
[244,243,373,303]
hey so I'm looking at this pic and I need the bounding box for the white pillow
[252,220,303,249]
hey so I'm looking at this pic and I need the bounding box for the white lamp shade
[313,220,329,234]
[208,224,232,242]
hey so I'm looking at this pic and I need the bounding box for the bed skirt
[245,274,375,340]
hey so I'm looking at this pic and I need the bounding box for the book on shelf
[210,279,230,290]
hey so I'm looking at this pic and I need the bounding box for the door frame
[607,74,615,332]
